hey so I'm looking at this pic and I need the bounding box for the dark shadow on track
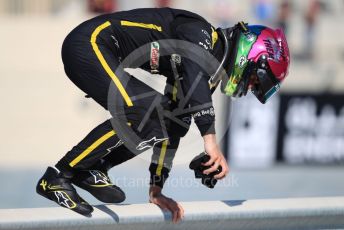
[221,200,246,207]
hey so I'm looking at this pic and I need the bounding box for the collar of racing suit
[209,26,235,92]
[210,23,249,94]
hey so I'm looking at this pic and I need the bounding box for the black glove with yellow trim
[189,152,222,188]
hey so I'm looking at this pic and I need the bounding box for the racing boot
[72,167,126,204]
[36,167,93,216]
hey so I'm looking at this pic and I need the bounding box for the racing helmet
[211,22,290,104]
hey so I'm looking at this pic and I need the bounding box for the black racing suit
[55,8,224,188]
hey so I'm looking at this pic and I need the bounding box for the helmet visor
[251,67,280,104]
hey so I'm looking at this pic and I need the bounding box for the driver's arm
[174,18,229,179]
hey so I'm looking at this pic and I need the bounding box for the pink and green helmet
[222,25,290,104]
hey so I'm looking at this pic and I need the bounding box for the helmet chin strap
[233,62,253,97]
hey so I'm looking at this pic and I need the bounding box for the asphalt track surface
[1,162,343,209]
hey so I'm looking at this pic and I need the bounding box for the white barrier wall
[1,197,344,230]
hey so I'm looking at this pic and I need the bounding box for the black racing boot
[36,167,94,216]
[72,168,126,203]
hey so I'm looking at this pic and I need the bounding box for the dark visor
[251,59,281,104]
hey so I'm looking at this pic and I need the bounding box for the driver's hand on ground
[149,185,184,223]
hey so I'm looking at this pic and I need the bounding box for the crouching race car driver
[36,7,290,223]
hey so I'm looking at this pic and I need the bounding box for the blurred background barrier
[228,93,344,167]
[1,0,344,213]
[1,197,344,230]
